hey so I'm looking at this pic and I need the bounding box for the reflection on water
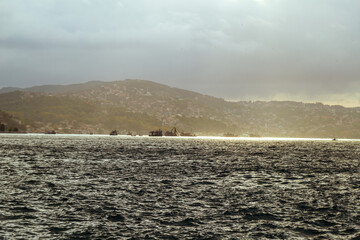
[0,134,359,239]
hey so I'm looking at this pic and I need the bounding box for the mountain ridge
[2,79,358,108]
[0,80,105,94]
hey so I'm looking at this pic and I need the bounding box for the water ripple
[0,134,359,239]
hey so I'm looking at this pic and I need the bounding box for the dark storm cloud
[1,0,360,105]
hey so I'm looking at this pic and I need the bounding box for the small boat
[149,129,162,136]
[110,130,118,136]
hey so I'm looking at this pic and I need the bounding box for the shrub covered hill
[1,79,360,138]
[0,109,26,132]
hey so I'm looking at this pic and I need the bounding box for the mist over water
[0,134,359,239]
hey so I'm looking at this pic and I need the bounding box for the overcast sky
[1,0,360,106]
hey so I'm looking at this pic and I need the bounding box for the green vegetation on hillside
[1,80,360,138]
[176,116,233,135]
[0,91,163,134]
[0,109,25,132]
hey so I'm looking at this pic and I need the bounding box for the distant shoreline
[1,133,359,141]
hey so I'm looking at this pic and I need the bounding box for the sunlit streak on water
[4,133,360,142]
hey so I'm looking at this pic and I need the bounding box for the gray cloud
[1,0,360,105]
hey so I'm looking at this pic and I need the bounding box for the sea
[0,134,359,240]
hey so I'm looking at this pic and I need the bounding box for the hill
[0,91,162,134]
[1,79,360,138]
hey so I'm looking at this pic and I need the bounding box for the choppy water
[0,134,359,239]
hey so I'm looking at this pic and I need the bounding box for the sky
[1,0,360,106]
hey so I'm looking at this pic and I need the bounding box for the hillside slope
[1,79,360,137]
[0,109,26,132]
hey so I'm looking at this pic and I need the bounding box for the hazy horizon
[1,0,360,106]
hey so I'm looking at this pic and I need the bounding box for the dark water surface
[0,134,359,239]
